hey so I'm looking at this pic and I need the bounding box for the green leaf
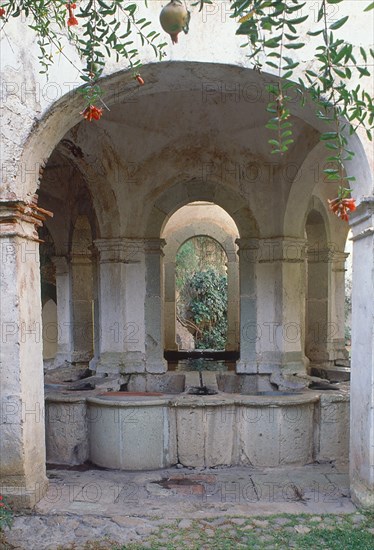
[285,42,305,49]
[288,15,309,24]
[358,67,371,77]
[263,37,282,48]
[321,132,339,140]
[333,67,346,79]
[360,47,368,62]
[266,61,279,69]
[364,2,374,11]
[330,16,349,30]
[307,29,324,36]
[325,142,339,150]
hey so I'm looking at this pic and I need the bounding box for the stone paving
[2,462,365,549]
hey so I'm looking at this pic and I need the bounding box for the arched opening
[162,201,240,361]
[175,235,228,351]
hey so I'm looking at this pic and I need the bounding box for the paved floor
[4,462,359,549]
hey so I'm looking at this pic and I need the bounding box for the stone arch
[142,181,258,370]
[144,178,259,239]
[162,215,240,352]
[303,199,350,368]
[284,138,373,238]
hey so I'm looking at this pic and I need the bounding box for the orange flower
[81,105,103,122]
[66,2,78,26]
[328,197,356,222]
[135,74,145,86]
[67,15,78,26]
[343,198,356,212]
[0,7,6,17]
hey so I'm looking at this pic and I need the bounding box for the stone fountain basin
[45,380,350,471]
[97,391,165,399]
[86,391,320,470]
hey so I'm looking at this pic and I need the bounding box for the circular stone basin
[97,391,164,399]
[244,391,302,396]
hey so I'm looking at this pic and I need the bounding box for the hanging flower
[328,197,356,222]
[81,104,103,121]
[135,74,145,86]
[0,7,6,17]
[66,2,78,26]
[67,15,78,26]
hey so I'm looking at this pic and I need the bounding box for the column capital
[51,255,69,275]
[235,238,259,262]
[330,250,349,269]
[256,237,307,263]
[235,238,259,250]
[143,238,166,256]
[0,198,53,241]
[70,254,92,266]
[94,237,144,263]
[349,196,374,241]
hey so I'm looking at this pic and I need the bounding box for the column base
[71,351,93,363]
[43,354,71,371]
[145,359,168,374]
[237,352,306,375]
[350,476,374,509]
[236,359,257,374]
[96,352,147,375]
[0,476,49,510]
[165,344,179,352]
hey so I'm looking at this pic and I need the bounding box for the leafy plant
[182,268,228,350]
[0,495,14,532]
[176,237,228,349]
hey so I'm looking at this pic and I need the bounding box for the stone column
[255,237,307,374]
[226,258,240,351]
[164,259,178,351]
[144,239,168,373]
[236,238,259,372]
[349,197,374,508]
[70,252,93,363]
[95,238,146,374]
[330,250,350,364]
[89,247,100,371]
[0,201,48,507]
[305,243,330,363]
[51,256,72,366]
